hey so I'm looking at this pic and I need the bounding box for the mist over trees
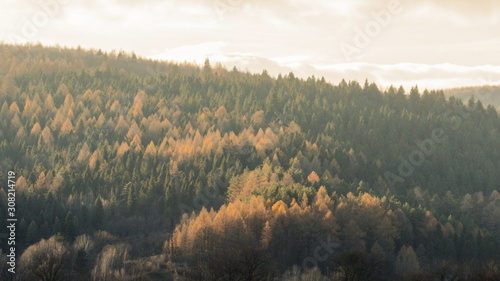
[444,85,500,112]
[0,43,500,280]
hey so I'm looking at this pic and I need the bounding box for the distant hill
[444,85,500,111]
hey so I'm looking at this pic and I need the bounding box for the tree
[15,126,27,141]
[41,126,53,145]
[73,234,94,274]
[92,198,104,229]
[60,118,73,135]
[265,90,278,118]
[88,150,100,170]
[77,142,91,165]
[26,220,39,245]
[63,93,74,109]
[143,141,157,159]
[91,244,129,281]
[308,171,320,185]
[395,245,420,278]
[261,221,272,248]
[109,100,121,112]
[63,211,77,241]
[116,142,130,157]
[19,236,69,281]
[53,217,62,234]
[31,122,42,137]
[44,94,55,111]
[130,134,142,152]
[126,120,141,140]
[9,101,20,115]
[251,110,265,127]
[214,105,229,120]
[202,58,212,80]
[127,185,137,215]
[114,116,129,135]
[237,246,275,281]
[333,249,380,281]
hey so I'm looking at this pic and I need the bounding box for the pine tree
[265,90,278,119]
[92,198,104,229]
[63,211,77,241]
[127,185,137,215]
[26,220,39,245]
[53,216,62,234]
[80,205,89,229]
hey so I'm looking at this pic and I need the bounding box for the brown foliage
[19,236,69,281]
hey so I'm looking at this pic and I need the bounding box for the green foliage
[0,43,499,279]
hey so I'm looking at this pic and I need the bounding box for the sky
[1,0,500,90]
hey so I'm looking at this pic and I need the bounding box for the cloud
[151,41,228,64]
[149,45,500,90]
[1,0,499,91]
[309,62,500,90]
[427,0,500,17]
[358,0,500,18]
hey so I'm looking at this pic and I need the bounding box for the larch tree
[394,245,420,278]
[10,113,22,129]
[251,110,265,127]
[307,171,320,185]
[62,93,74,111]
[260,221,273,248]
[9,101,20,116]
[130,134,142,152]
[134,90,148,105]
[15,126,27,141]
[77,142,91,165]
[41,126,53,145]
[144,141,157,159]
[51,110,65,131]
[110,100,121,113]
[130,101,143,118]
[126,120,142,140]
[44,94,56,111]
[60,118,74,135]
[89,150,100,170]
[116,142,130,158]
[15,176,29,194]
[30,122,42,136]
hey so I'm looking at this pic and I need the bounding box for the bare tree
[18,236,69,281]
[184,245,275,281]
[433,261,459,281]
[469,261,500,281]
[91,243,129,281]
[332,249,380,281]
[72,234,96,280]
[237,246,275,281]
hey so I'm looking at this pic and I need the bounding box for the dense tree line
[0,43,499,280]
[444,85,500,112]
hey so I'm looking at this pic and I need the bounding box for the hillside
[444,85,500,112]
[1,43,500,280]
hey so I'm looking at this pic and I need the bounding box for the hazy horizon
[1,0,500,90]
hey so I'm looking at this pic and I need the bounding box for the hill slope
[1,43,500,280]
[444,85,500,111]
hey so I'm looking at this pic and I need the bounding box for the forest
[444,85,500,112]
[0,43,500,280]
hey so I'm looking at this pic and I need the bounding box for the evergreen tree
[92,198,104,229]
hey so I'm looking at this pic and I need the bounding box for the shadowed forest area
[1,43,500,280]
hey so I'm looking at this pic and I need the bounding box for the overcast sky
[1,0,500,90]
